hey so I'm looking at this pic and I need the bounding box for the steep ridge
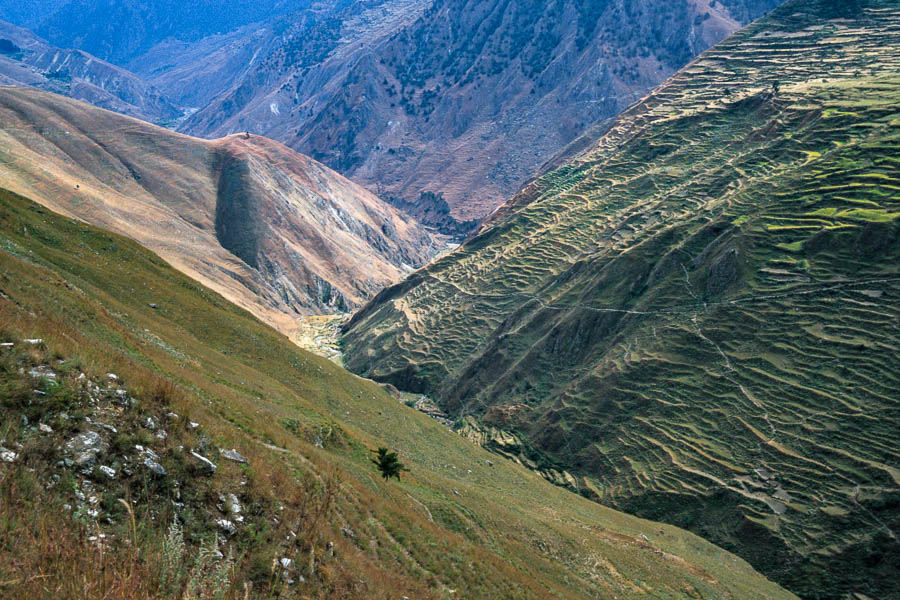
[0,186,798,599]
[1,0,782,234]
[0,87,437,338]
[123,23,279,112]
[0,20,181,124]
[179,0,783,231]
[29,0,316,65]
[342,1,900,597]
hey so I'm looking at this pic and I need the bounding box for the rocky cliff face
[177,0,783,230]
[1,1,783,233]
[0,20,181,124]
[0,87,438,336]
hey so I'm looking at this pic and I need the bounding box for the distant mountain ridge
[0,0,784,234]
[0,87,438,337]
[0,19,181,124]
[176,0,785,229]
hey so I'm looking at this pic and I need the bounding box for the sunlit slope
[0,187,797,598]
[0,87,436,335]
[343,1,900,597]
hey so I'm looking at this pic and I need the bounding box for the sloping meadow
[0,186,797,598]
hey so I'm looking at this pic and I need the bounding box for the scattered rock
[221,448,248,464]
[222,493,242,519]
[341,527,355,538]
[135,445,157,459]
[190,450,216,474]
[166,412,178,420]
[144,417,157,430]
[0,342,13,348]
[279,558,294,570]
[98,465,116,479]
[640,533,650,542]
[216,519,236,535]
[39,423,53,433]
[66,431,105,468]
[106,373,118,381]
[24,338,43,345]
[28,366,57,380]
[95,422,118,434]
[143,457,167,478]
[0,447,17,462]
[148,303,158,309]
[188,422,199,429]
[155,430,167,440]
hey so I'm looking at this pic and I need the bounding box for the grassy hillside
[0,187,796,598]
[342,1,900,597]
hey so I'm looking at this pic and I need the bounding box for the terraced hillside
[343,1,900,597]
[0,87,437,336]
[0,187,797,599]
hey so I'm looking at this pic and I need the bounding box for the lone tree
[371,447,408,481]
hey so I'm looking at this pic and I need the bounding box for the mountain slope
[1,0,783,233]
[342,1,900,597]
[0,186,798,599]
[0,87,437,337]
[0,19,181,124]
[29,0,316,65]
[179,0,783,232]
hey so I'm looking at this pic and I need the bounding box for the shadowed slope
[0,86,437,337]
[343,1,900,597]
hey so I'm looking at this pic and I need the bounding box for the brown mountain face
[0,20,181,125]
[124,23,280,113]
[0,86,438,336]
[177,0,784,232]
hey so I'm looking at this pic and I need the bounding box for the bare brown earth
[0,86,438,337]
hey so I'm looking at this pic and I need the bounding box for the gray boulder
[143,457,167,478]
[221,448,248,464]
[66,431,105,468]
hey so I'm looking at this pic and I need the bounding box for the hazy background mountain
[0,87,437,337]
[0,20,181,124]
[0,0,784,234]
[342,1,900,597]
[20,0,317,64]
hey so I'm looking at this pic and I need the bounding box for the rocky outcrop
[177,0,784,230]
